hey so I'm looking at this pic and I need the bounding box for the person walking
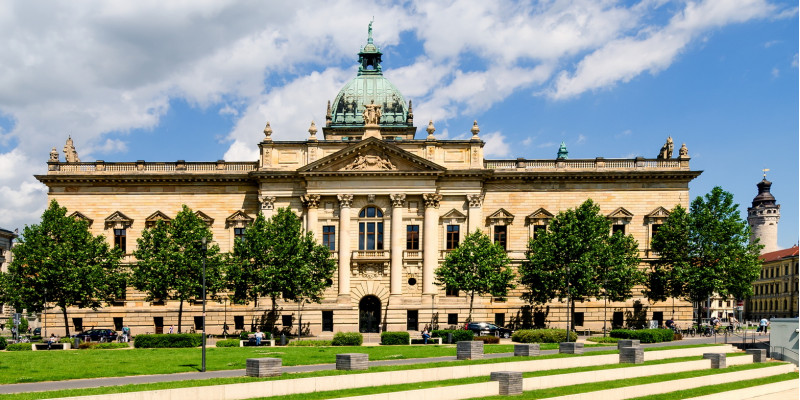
[758,317,769,335]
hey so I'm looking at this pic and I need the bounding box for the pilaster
[390,194,406,296]
[337,194,354,302]
[422,193,441,296]
[466,193,483,233]
[302,194,320,241]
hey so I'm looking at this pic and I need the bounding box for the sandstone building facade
[36,30,701,336]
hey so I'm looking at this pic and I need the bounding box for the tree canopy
[131,205,223,333]
[227,207,336,333]
[2,200,125,336]
[647,187,762,324]
[435,229,515,323]
[519,199,642,333]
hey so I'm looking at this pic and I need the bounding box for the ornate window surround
[525,208,553,240]
[440,209,466,251]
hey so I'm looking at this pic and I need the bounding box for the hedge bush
[586,336,619,343]
[431,329,474,342]
[474,335,500,344]
[6,343,32,351]
[609,329,673,343]
[511,329,577,343]
[238,331,273,340]
[331,332,363,346]
[78,342,129,350]
[380,331,410,345]
[134,333,203,348]
[215,339,240,347]
[0,336,6,350]
[288,340,332,347]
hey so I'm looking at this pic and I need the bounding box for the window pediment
[145,211,172,228]
[194,211,214,227]
[440,208,467,224]
[69,211,93,226]
[225,210,253,229]
[526,208,554,225]
[487,208,514,225]
[607,207,634,222]
[646,206,670,223]
[105,211,132,229]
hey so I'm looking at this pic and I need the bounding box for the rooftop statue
[657,136,674,159]
[49,147,59,162]
[63,136,80,163]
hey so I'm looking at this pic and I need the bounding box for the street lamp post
[201,236,207,373]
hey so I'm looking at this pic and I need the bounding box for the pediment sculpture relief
[342,151,397,171]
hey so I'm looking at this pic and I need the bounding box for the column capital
[337,194,354,208]
[390,193,406,207]
[422,193,442,209]
[466,193,484,208]
[258,195,276,210]
[301,194,321,209]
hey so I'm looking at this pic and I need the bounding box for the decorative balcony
[403,250,422,259]
[352,250,390,261]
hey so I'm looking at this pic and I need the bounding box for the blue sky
[0,0,797,249]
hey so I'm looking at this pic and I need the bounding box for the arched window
[358,206,384,250]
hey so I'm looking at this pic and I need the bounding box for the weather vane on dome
[762,168,769,179]
[368,18,374,44]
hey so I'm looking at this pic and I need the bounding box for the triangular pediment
[487,208,515,225]
[226,210,253,228]
[299,137,445,174]
[105,211,133,229]
[526,208,554,224]
[440,208,467,221]
[145,211,172,228]
[646,206,670,219]
[607,207,634,220]
[69,211,93,226]
[194,211,214,227]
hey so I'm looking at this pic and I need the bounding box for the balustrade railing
[484,158,685,170]
[50,161,258,174]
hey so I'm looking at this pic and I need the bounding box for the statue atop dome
[363,100,382,125]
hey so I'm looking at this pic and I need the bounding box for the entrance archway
[359,295,381,333]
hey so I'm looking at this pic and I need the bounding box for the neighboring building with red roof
[746,245,799,320]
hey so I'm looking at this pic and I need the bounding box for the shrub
[380,331,410,345]
[331,332,363,346]
[0,336,6,350]
[475,335,500,344]
[609,329,673,343]
[134,333,203,348]
[215,339,240,347]
[6,343,32,351]
[288,340,332,347]
[58,337,74,344]
[511,329,577,343]
[239,331,273,340]
[88,342,129,350]
[431,329,474,342]
[586,336,619,343]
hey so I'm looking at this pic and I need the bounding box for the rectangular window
[406,225,420,250]
[718,300,723,307]
[612,224,625,235]
[446,225,460,250]
[533,225,547,239]
[114,229,126,253]
[153,317,164,334]
[446,287,460,297]
[322,311,334,332]
[407,310,419,331]
[282,314,293,327]
[612,311,624,329]
[494,226,507,250]
[234,228,246,242]
[494,313,505,327]
[573,312,585,327]
[377,222,383,249]
[652,311,663,327]
[194,316,204,331]
[359,222,384,250]
[73,317,84,332]
[651,224,662,237]
[234,316,245,331]
[113,317,123,331]
[447,313,458,326]
[322,226,336,251]
[726,301,731,307]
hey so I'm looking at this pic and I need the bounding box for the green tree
[132,205,223,333]
[435,229,515,323]
[649,187,762,325]
[519,199,642,339]
[228,207,336,334]
[2,200,125,336]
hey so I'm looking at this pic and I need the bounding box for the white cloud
[521,137,534,146]
[771,67,780,78]
[482,131,510,158]
[576,134,587,144]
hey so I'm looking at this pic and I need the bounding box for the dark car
[32,327,41,336]
[464,322,513,338]
[79,328,118,342]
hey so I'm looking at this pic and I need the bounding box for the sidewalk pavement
[0,335,766,395]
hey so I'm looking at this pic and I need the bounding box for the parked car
[32,327,41,336]
[78,328,118,342]
[464,322,513,338]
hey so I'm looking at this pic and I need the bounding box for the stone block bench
[457,340,484,360]
[239,339,276,347]
[32,343,71,350]
[245,357,282,377]
[336,353,368,370]
[410,337,443,345]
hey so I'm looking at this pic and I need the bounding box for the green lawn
[2,353,748,400]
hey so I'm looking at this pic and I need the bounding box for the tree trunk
[468,292,475,323]
[603,295,608,337]
[61,306,70,337]
[178,300,184,333]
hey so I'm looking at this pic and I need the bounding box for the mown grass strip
[5,352,747,400]
[626,371,799,400]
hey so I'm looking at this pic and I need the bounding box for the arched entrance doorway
[359,295,381,333]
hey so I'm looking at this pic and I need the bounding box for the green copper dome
[328,23,411,128]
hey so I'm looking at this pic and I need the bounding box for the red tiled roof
[760,245,799,262]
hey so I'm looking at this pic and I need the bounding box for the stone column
[302,194,320,241]
[258,195,276,218]
[466,194,483,233]
[390,194,406,296]
[337,194,353,301]
[422,193,441,296]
